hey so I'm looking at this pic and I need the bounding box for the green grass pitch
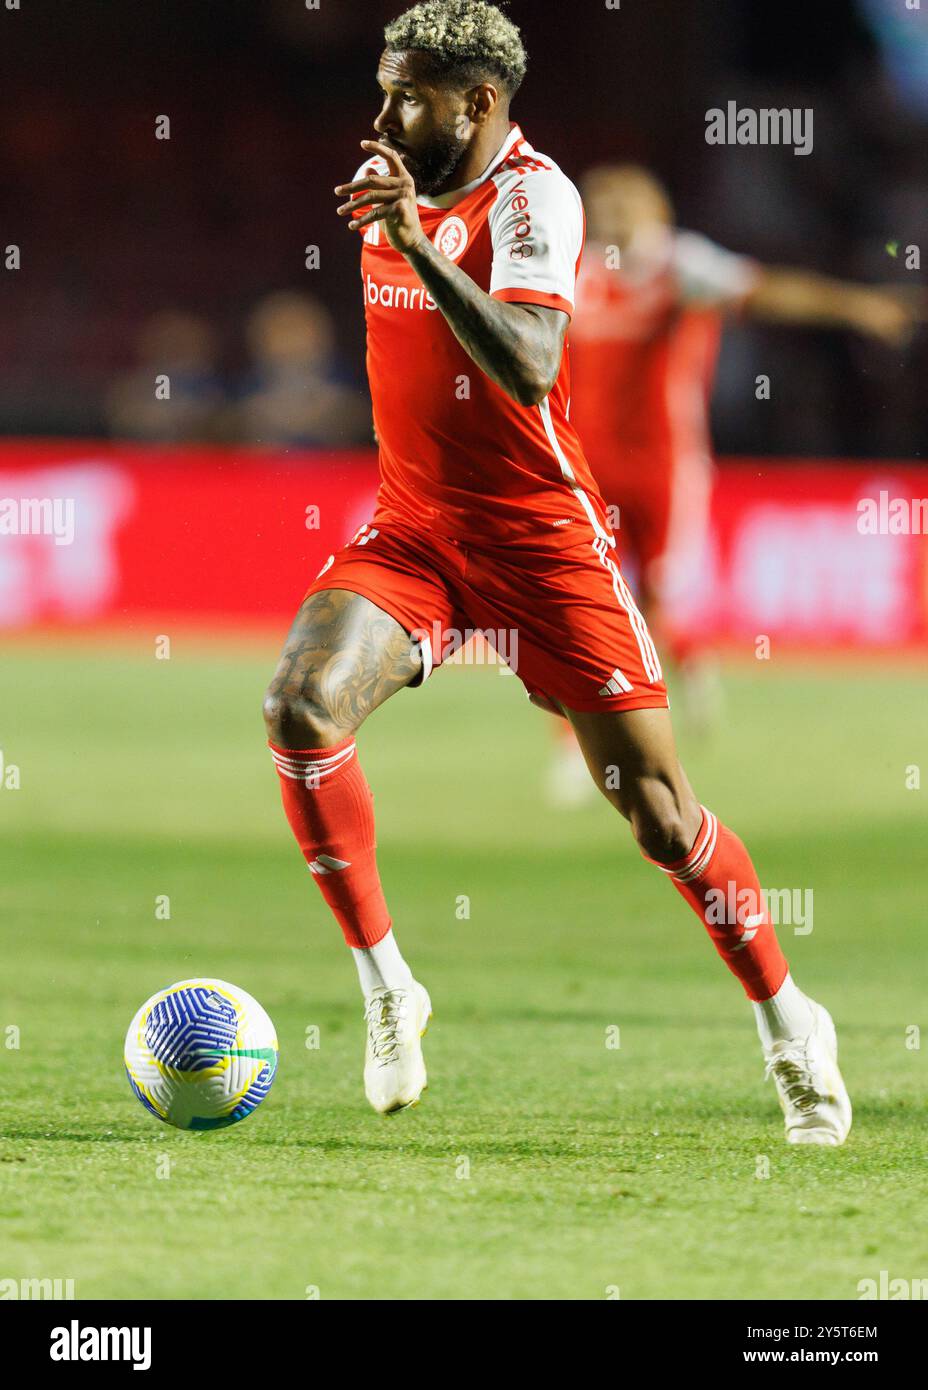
[0,639,925,1300]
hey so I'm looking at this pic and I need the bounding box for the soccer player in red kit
[264,0,851,1144]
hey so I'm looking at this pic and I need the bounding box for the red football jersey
[353,123,613,549]
[569,228,759,481]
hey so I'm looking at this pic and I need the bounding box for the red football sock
[645,807,788,1001]
[269,736,391,949]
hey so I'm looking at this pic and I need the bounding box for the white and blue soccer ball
[124,978,278,1131]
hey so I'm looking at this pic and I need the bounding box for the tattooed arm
[335,139,568,408]
[403,238,568,406]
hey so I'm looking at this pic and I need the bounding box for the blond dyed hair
[384,0,527,97]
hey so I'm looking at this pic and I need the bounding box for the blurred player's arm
[742,268,920,347]
[674,230,920,348]
[336,140,571,407]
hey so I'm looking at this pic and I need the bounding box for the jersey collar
[415,123,524,210]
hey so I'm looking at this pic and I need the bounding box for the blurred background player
[238,291,371,447]
[105,309,227,443]
[547,162,920,806]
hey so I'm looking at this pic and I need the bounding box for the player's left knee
[625,781,698,863]
[632,811,691,863]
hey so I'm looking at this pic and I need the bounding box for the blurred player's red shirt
[569,228,759,490]
[354,124,615,549]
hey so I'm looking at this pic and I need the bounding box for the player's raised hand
[335,140,425,255]
[851,287,924,349]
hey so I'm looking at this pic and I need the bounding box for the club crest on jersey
[434,216,468,261]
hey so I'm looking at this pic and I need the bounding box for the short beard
[398,121,468,197]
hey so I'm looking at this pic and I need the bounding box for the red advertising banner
[674,461,928,650]
[0,440,926,650]
[0,441,379,629]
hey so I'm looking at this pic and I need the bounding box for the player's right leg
[263,586,431,1114]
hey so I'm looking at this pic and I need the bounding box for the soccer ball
[124,978,278,1131]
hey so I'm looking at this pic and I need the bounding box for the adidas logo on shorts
[598,667,634,696]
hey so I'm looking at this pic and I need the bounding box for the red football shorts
[304,522,668,715]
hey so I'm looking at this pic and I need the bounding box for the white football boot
[363,981,432,1115]
[763,999,852,1146]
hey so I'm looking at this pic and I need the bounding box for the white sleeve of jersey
[347,156,391,247]
[350,155,390,183]
[488,166,584,315]
[673,230,761,307]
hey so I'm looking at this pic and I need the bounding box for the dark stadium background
[1,0,925,457]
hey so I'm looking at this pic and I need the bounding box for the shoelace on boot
[764,1044,824,1114]
[364,989,409,1067]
